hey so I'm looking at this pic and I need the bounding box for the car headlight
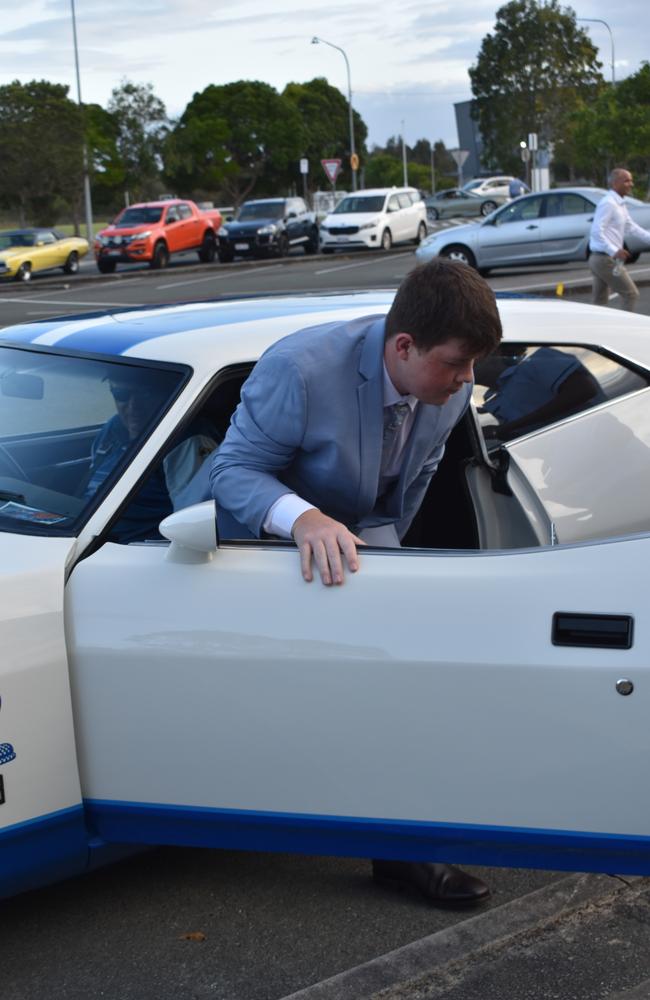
[257,224,277,235]
[97,235,110,246]
[358,220,379,231]
[219,226,229,236]
[132,230,151,241]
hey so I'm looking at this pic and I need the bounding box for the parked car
[425,188,507,221]
[0,228,88,282]
[415,187,650,272]
[319,187,428,252]
[94,199,223,273]
[462,176,517,200]
[2,291,650,900]
[216,198,318,261]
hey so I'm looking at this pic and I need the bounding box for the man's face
[110,382,158,440]
[390,336,479,405]
[612,171,634,197]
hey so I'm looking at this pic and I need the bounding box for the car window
[178,204,192,220]
[387,195,401,212]
[334,196,386,214]
[117,207,164,226]
[559,194,592,216]
[473,343,650,445]
[36,231,56,245]
[0,346,187,537]
[397,193,412,209]
[492,196,544,225]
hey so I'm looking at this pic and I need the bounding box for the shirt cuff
[263,494,317,539]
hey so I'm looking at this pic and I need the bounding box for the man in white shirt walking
[589,167,650,311]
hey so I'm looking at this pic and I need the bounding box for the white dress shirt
[589,189,650,257]
[263,363,418,538]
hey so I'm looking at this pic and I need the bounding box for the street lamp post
[577,17,615,84]
[70,0,94,242]
[311,36,357,191]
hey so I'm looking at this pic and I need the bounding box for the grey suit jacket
[210,314,471,539]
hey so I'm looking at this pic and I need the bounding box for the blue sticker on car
[0,743,16,766]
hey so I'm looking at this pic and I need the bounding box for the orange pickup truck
[94,199,223,273]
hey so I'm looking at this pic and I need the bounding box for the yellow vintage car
[0,228,89,282]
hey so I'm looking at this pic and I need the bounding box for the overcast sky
[0,0,645,151]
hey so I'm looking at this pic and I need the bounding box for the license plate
[336,236,350,242]
[107,250,121,256]
[234,242,249,251]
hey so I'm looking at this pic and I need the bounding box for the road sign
[528,132,538,151]
[300,158,309,175]
[321,158,342,183]
[449,148,469,167]
[350,153,359,171]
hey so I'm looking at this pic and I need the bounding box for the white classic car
[2,291,650,899]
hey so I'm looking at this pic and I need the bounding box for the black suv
[217,197,319,262]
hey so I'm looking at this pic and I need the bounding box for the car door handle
[552,612,633,649]
[525,224,539,230]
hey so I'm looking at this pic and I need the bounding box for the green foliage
[108,80,169,201]
[0,80,84,225]
[283,77,367,191]
[469,0,603,172]
[365,139,457,191]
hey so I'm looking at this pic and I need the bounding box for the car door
[163,206,185,252]
[537,193,595,261]
[386,193,408,242]
[477,195,544,266]
[65,515,650,875]
[30,231,59,274]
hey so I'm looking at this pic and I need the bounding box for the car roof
[3,294,650,378]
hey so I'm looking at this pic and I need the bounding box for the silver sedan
[416,187,650,272]
[425,188,507,221]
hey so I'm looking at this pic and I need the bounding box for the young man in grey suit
[211,258,502,906]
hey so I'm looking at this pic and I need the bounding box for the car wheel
[427,207,439,221]
[440,244,477,269]
[150,241,169,269]
[380,228,393,251]
[480,201,497,216]
[304,228,319,254]
[276,234,289,258]
[14,262,32,282]
[62,251,79,275]
[97,258,117,274]
[413,221,427,245]
[197,232,216,263]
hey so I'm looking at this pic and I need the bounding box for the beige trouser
[589,252,639,311]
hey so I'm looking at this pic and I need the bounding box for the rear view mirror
[1,372,44,399]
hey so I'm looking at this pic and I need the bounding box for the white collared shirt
[589,189,650,257]
[263,362,418,538]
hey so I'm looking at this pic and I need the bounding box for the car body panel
[0,230,89,280]
[3,295,650,896]
[416,188,650,269]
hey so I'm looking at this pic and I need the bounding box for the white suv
[319,187,428,253]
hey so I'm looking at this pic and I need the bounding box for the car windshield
[462,181,482,192]
[0,231,35,249]
[0,346,186,537]
[115,207,164,226]
[238,202,284,221]
[334,196,386,214]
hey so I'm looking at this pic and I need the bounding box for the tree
[283,78,367,192]
[469,0,603,173]
[108,80,168,201]
[0,80,84,225]
[165,81,303,205]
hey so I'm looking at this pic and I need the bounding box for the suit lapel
[356,318,386,516]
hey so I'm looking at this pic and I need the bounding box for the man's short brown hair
[385,258,502,355]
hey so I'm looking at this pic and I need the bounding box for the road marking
[156,262,289,290]
[0,296,136,307]
[315,253,404,276]
[498,266,650,294]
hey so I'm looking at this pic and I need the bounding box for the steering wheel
[0,444,29,482]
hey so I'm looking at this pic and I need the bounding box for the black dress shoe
[372,860,490,907]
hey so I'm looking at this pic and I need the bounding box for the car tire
[304,228,319,254]
[97,258,117,274]
[427,207,439,221]
[380,228,393,251]
[480,201,497,216]
[413,221,427,245]
[150,241,169,270]
[440,244,477,269]
[197,232,216,263]
[62,251,79,275]
[276,234,289,258]
[14,262,32,282]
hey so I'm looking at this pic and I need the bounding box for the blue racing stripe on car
[0,294,394,355]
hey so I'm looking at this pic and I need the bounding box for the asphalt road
[2,244,650,1000]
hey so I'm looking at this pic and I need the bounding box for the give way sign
[321,158,342,183]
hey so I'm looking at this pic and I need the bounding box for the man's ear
[392,332,414,359]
